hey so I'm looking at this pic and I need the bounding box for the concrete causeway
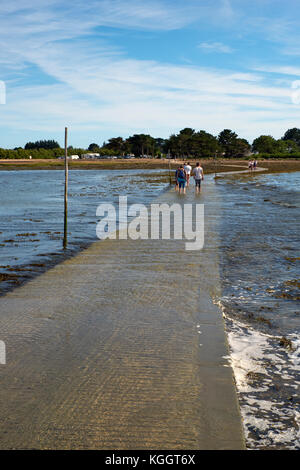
[0,175,245,449]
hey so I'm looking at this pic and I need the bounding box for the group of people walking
[248,160,258,171]
[175,162,204,194]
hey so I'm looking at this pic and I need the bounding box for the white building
[81,153,100,159]
[57,155,80,160]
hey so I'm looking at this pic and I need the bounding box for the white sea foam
[215,299,300,449]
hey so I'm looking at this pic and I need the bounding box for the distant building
[57,155,80,160]
[81,153,100,159]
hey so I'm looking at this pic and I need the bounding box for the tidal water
[216,171,300,449]
[0,168,299,449]
[0,171,243,450]
[0,169,169,293]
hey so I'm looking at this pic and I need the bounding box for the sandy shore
[0,158,299,173]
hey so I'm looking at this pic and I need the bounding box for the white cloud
[2,47,298,144]
[0,0,300,146]
[198,42,234,54]
[0,0,204,39]
[253,65,300,77]
[219,0,235,20]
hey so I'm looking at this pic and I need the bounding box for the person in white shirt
[192,162,204,193]
[184,162,192,186]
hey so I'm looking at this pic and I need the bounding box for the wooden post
[63,127,68,249]
[168,149,172,185]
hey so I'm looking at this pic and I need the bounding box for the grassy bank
[0,158,300,173]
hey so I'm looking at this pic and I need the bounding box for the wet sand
[1,157,299,172]
[0,177,245,450]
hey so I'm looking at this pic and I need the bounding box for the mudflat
[0,157,299,173]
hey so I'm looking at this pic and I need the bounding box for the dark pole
[63,127,68,249]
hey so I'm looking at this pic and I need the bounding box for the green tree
[164,128,220,158]
[218,129,238,157]
[164,134,179,157]
[252,135,278,154]
[282,128,300,146]
[88,143,100,152]
[103,137,125,154]
[25,140,60,150]
[191,130,220,157]
[234,138,251,157]
[127,134,155,156]
[177,128,195,156]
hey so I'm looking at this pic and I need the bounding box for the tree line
[1,128,300,159]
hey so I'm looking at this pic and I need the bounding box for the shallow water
[0,167,299,448]
[0,169,169,293]
[216,171,300,449]
[0,173,244,450]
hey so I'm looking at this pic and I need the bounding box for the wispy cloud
[3,47,297,142]
[253,65,300,77]
[198,42,234,54]
[1,0,300,146]
[219,0,235,20]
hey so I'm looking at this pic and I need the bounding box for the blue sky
[0,0,300,148]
